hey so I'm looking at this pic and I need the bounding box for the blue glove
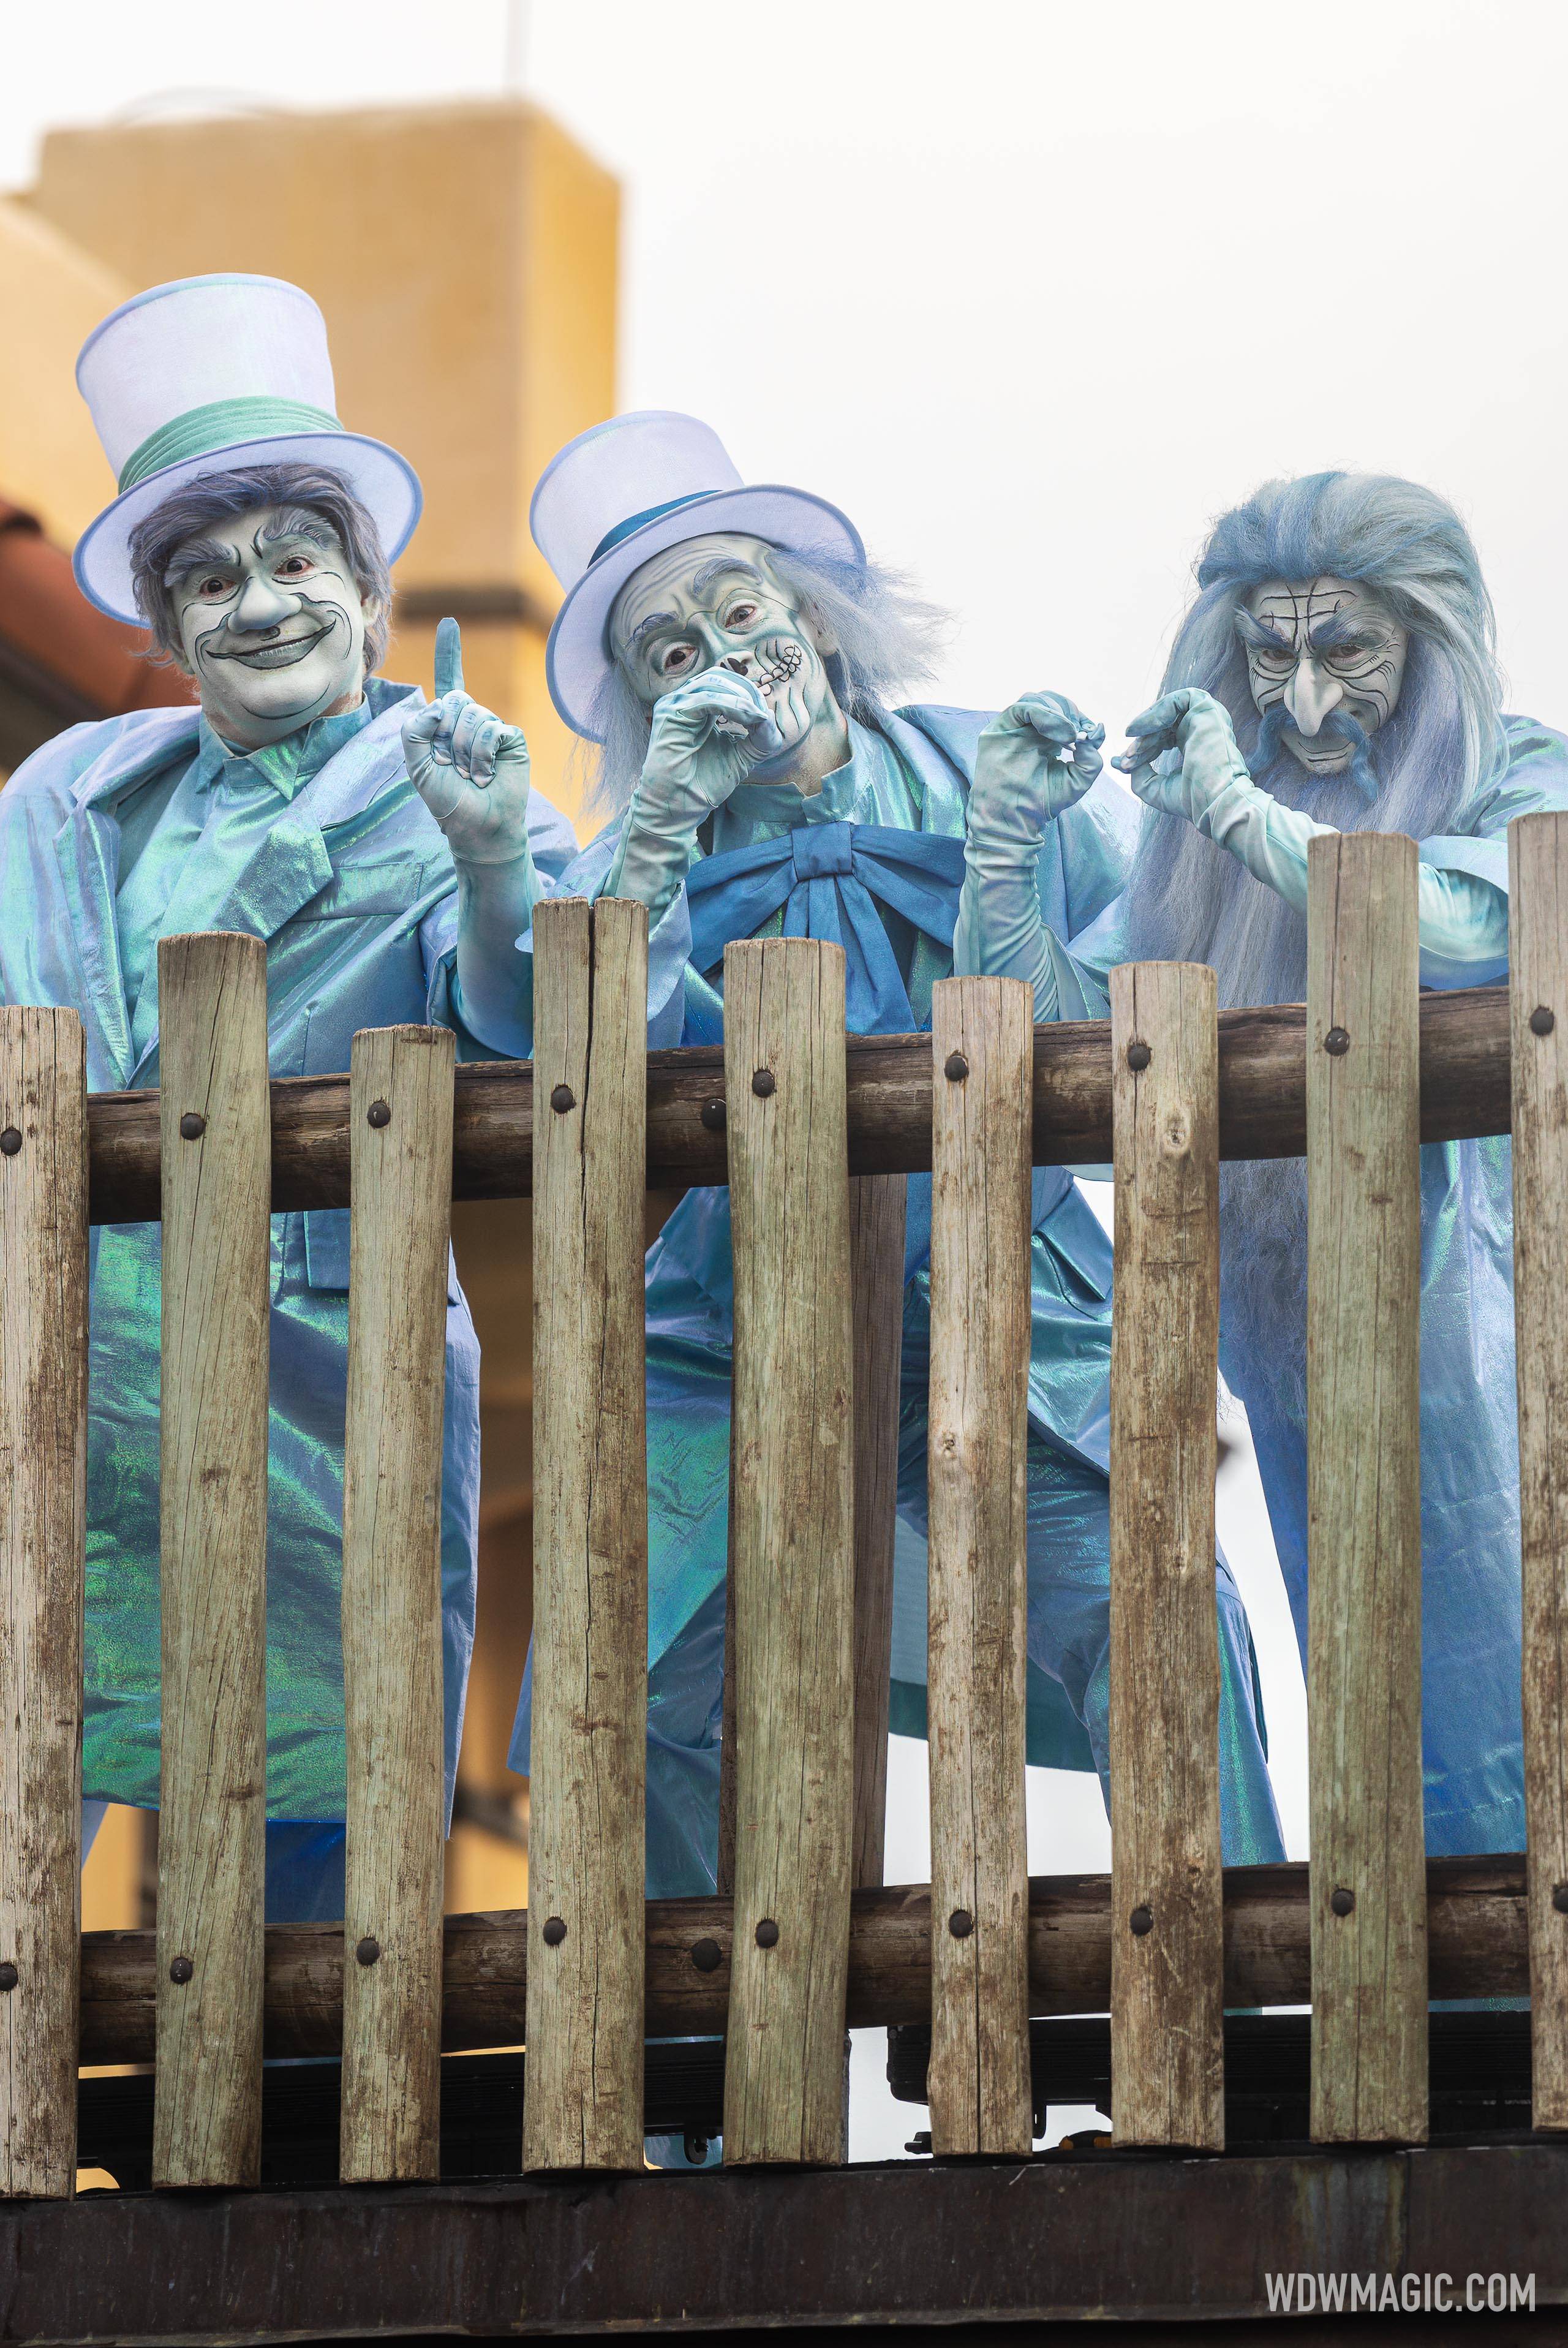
[605,666,784,920]
[956,690,1105,1018]
[404,619,544,1055]
[1112,687,1509,972]
[403,617,534,867]
[970,692,1105,847]
[1113,685,1322,910]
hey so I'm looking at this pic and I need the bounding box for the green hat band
[117,395,345,494]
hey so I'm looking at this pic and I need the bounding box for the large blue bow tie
[685,820,967,1035]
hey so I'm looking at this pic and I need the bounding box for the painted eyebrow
[1235,606,1295,653]
[628,607,682,649]
[1306,608,1376,651]
[162,535,242,588]
[253,509,337,556]
[689,557,764,597]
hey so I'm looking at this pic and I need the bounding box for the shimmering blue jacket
[0,678,576,1820]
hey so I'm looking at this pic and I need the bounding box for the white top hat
[73,273,422,624]
[531,410,864,739]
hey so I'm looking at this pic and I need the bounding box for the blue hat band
[589,490,717,568]
[117,394,345,494]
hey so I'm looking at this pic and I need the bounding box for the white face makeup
[1239,576,1409,779]
[609,532,846,783]
[164,503,375,749]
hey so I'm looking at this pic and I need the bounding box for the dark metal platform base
[11,2136,1568,2342]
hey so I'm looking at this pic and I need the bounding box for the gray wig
[583,543,949,815]
[127,461,393,674]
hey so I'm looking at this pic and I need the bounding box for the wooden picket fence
[1,813,1566,2199]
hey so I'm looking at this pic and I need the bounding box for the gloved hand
[606,666,785,916]
[968,691,1106,853]
[955,690,1105,1019]
[403,618,533,866]
[1112,685,1324,909]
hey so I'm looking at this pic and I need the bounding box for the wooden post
[524,897,649,2173]
[925,978,1033,2159]
[339,1024,454,2182]
[850,1173,907,1890]
[722,938,855,2166]
[1510,810,1568,2129]
[1108,962,1225,2153]
[0,1009,88,2198]
[1306,832,1427,2145]
[153,932,270,2189]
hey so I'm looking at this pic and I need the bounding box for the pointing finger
[434,616,466,702]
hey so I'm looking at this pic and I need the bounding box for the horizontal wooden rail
[83,987,1510,1221]
[75,1857,1527,2066]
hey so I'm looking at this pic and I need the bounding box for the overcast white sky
[9,0,1567,735]
[10,0,1554,2153]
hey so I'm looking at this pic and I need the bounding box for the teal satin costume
[0,677,576,1827]
[1037,715,1568,1857]
[509,706,1287,1895]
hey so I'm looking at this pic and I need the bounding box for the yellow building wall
[28,99,617,829]
[0,199,130,543]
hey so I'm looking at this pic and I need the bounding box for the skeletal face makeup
[1238,576,1408,784]
[610,533,848,786]
[165,503,375,748]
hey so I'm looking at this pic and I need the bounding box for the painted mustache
[1255,701,1379,801]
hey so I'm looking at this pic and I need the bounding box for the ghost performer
[500,410,1287,1894]
[0,275,575,1917]
[965,469,1568,1855]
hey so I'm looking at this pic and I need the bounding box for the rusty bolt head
[948,1909,974,1939]
[1532,1005,1556,1038]
[755,1918,780,1949]
[355,1936,381,1966]
[541,1916,567,1947]
[700,1098,727,1132]
[944,1052,970,1082]
[0,1128,20,1157]
[1324,1027,1351,1057]
[1330,1887,1355,1917]
[1553,1884,1568,1916]
[1129,1904,1153,1938]
[178,1112,206,1141]
[1126,1041,1152,1073]
[366,1100,391,1129]
[168,1957,194,1985]
[0,1963,17,1992]
[690,1937,723,1974]
[549,1084,576,1114]
[751,1069,775,1098]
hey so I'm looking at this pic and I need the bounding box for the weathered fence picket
[524,897,650,2175]
[1306,832,1427,2145]
[850,1172,907,1891]
[0,1008,88,2199]
[1108,961,1226,2152]
[339,1024,454,2183]
[153,931,270,2189]
[925,976,1034,2160]
[1510,809,1568,2131]
[722,937,855,2166]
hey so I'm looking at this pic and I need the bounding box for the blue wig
[1123,470,1506,991]
[1120,472,1510,1428]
